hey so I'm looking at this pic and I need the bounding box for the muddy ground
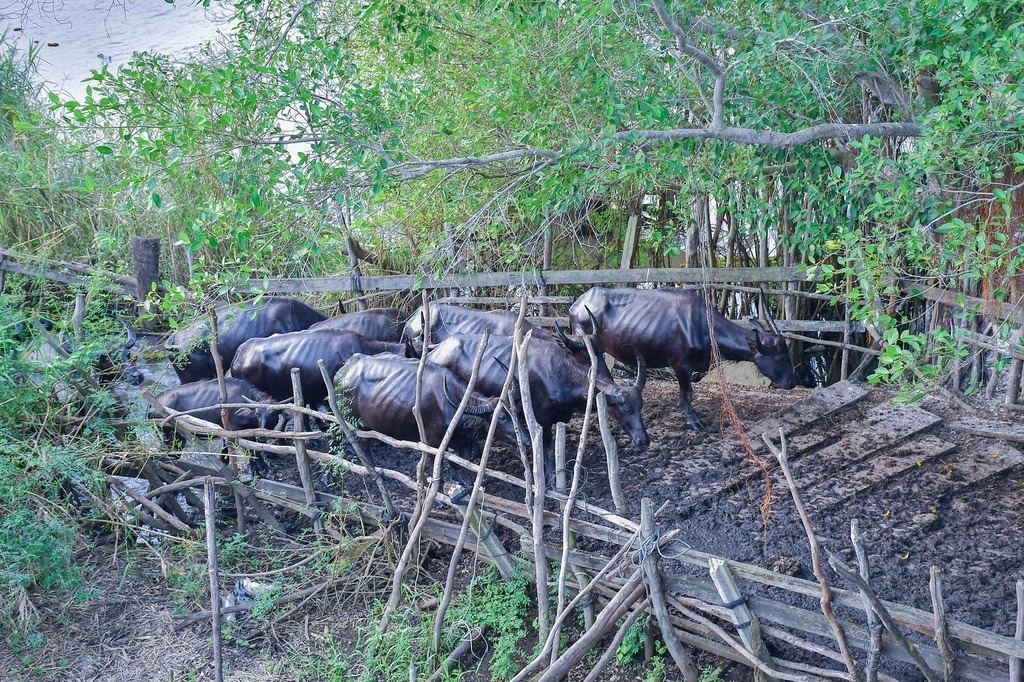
[3,367,1023,681]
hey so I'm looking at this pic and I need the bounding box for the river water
[1,0,230,98]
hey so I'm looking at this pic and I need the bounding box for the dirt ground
[3,368,1023,682]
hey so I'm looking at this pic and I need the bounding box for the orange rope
[697,194,773,523]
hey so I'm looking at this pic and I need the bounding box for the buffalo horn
[634,354,647,391]
[749,317,768,334]
[443,375,492,415]
[493,356,522,406]
[554,322,585,351]
[758,285,782,335]
[337,299,347,316]
[585,305,601,335]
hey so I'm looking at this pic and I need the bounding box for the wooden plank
[690,381,869,499]
[749,380,869,437]
[0,248,142,292]
[736,319,867,334]
[803,435,958,513]
[242,266,818,294]
[949,418,1024,446]
[777,403,944,491]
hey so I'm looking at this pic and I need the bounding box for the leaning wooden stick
[204,477,224,682]
[850,519,882,682]
[516,328,549,644]
[641,498,699,681]
[929,566,956,680]
[582,597,651,682]
[665,595,812,682]
[509,527,643,682]
[827,552,941,682]
[763,428,860,681]
[596,391,626,513]
[535,578,646,682]
[290,368,322,536]
[209,308,245,532]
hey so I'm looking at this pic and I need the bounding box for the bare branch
[651,0,727,128]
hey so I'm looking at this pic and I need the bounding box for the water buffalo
[166,297,326,384]
[230,328,410,406]
[309,307,410,342]
[404,303,553,346]
[568,287,798,431]
[334,353,524,460]
[152,377,283,445]
[428,333,649,449]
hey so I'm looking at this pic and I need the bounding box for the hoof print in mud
[765,554,802,577]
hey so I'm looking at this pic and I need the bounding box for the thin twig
[763,429,860,680]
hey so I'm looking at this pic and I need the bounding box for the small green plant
[698,665,726,682]
[645,643,667,682]
[615,615,649,664]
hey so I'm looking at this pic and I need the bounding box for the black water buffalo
[334,353,523,459]
[428,332,650,449]
[568,287,798,431]
[404,303,552,345]
[231,328,409,406]
[152,377,281,445]
[166,297,326,384]
[309,307,409,342]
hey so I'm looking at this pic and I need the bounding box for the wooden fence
[138,373,1024,682]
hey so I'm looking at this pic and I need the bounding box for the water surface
[2,0,228,98]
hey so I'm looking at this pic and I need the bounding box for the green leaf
[95,145,113,155]
[12,120,34,131]
[152,192,163,209]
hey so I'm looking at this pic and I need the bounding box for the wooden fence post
[1006,327,1024,406]
[620,215,639,272]
[131,236,160,330]
[346,236,366,311]
[0,245,6,294]
[709,558,778,682]
[290,367,323,536]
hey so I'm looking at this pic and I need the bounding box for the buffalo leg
[674,369,704,431]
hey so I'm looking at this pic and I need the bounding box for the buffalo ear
[749,329,767,355]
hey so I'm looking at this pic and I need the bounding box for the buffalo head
[748,319,797,389]
[599,355,650,448]
[442,376,526,450]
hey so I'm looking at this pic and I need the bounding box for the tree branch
[651,0,727,129]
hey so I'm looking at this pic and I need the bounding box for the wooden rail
[241,266,817,294]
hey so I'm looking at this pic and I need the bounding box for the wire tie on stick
[722,594,749,609]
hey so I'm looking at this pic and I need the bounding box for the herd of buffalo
[154,287,799,463]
